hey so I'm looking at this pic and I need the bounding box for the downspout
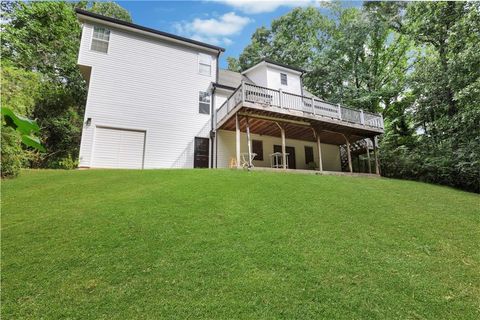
[211,50,221,168]
[211,85,216,169]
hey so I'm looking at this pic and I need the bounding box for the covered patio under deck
[214,82,384,174]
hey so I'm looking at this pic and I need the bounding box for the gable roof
[75,9,225,53]
[242,58,305,75]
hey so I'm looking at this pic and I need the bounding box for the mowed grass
[1,169,479,319]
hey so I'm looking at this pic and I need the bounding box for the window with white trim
[280,73,288,85]
[198,53,212,76]
[199,91,210,114]
[91,26,110,53]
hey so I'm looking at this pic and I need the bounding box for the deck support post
[366,138,372,174]
[235,113,241,168]
[275,122,287,170]
[372,135,380,175]
[245,116,252,168]
[342,134,353,173]
[313,128,323,172]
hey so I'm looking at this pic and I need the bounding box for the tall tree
[1,1,132,170]
[305,3,410,113]
[228,7,329,72]
[228,3,479,191]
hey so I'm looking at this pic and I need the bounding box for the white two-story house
[76,9,384,173]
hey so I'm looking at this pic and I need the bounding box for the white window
[91,26,110,53]
[199,91,210,114]
[280,73,288,85]
[198,53,212,76]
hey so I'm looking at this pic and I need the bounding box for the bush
[380,108,480,193]
[1,128,24,178]
[56,155,78,170]
[307,161,317,170]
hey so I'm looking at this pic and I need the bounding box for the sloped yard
[2,169,479,319]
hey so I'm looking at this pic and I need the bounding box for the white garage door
[92,127,145,169]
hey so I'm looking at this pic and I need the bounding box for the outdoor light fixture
[86,117,92,126]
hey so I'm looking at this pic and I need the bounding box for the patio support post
[235,113,241,168]
[314,128,323,172]
[246,116,252,168]
[275,122,287,170]
[372,135,380,175]
[343,134,353,173]
[366,138,372,174]
[281,126,287,170]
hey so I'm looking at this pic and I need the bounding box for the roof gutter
[75,9,225,54]
[212,83,237,91]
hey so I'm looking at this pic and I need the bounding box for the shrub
[1,128,24,178]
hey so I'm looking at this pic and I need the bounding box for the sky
[119,1,362,69]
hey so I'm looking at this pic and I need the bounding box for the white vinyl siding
[77,23,217,168]
[92,127,145,169]
[266,66,302,95]
[198,53,212,76]
[216,130,341,171]
[91,26,110,53]
[244,63,302,95]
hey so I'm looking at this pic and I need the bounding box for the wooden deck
[214,82,382,174]
[215,82,384,145]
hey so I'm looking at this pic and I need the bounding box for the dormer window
[91,26,110,53]
[280,73,288,85]
[198,53,212,76]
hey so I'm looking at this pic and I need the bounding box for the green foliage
[307,161,317,170]
[0,65,43,177]
[87,1,132,22]
[1,128,24,178]
[1,1,132,174]
[1,107,45,152]
[379,1,480,193]
[49,154,80,170]
[229,7,329,72]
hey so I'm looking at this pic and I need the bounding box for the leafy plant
[1,107,45,152]
[307,161,317,170]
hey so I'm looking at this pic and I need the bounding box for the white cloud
[214,0,326,14]
[174,12,251,46]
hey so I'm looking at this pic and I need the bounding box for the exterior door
[194,137,209,168]
[273,145,296,169]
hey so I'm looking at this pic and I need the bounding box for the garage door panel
[92,127,145,169]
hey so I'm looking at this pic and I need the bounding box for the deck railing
[216,82,384,130]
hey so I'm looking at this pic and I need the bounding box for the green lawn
[2,169,479,319]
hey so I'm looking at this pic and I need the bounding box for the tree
[0,65,42,177]
[1,1,132,171]
[229,5,410,114]
[228,3,479,192]
[87,2,132,22]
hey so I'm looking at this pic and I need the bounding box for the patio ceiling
[218,107,379,145]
